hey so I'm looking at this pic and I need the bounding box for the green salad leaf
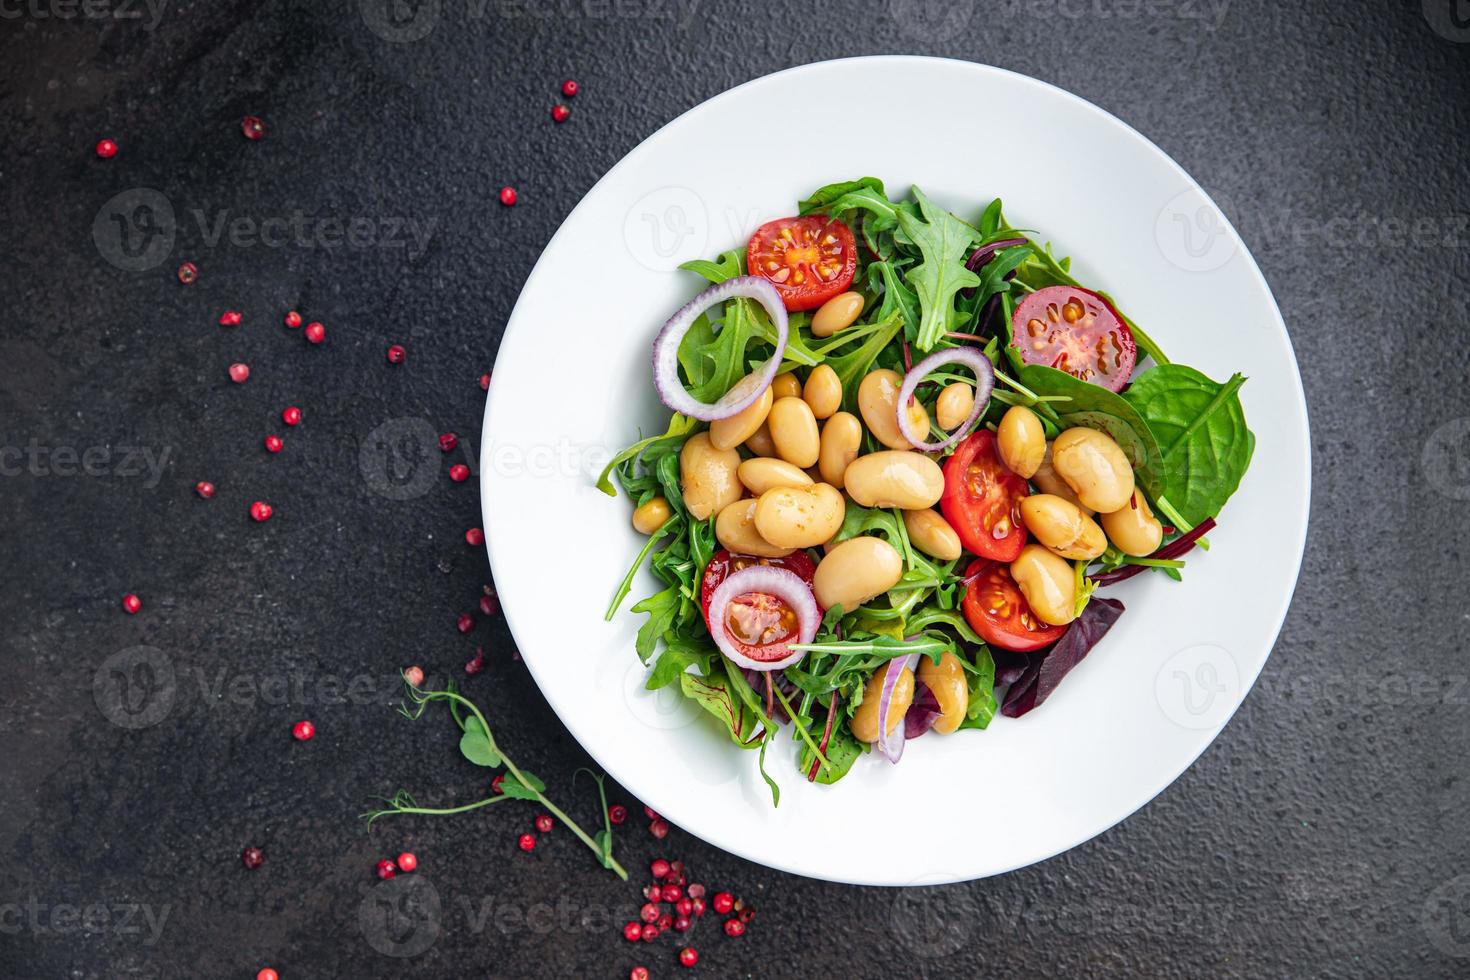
[897,187,983,351]
[1017,364,1167,500]
[1123,364,1254,526]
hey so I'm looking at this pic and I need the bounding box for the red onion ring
[875,652,922,763]
[895,348,995,452]
[651,275,788,421]
[705,565,818,673]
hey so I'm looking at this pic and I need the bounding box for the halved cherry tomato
[1011,285,1137,392]
[961,559,1066,653]
[747,216,857,311]
[699,550,818,664]
[941,429,1029,563]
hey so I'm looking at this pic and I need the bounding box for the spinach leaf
[1017,364,1167,499]
[798,723,864,785]
[896,187,983,351]
[1123,365,1254,526]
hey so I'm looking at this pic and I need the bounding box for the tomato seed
[121,593,141,615]
[518,834,536,852]
[282,406,302,426]
[438,432,458,453]
[95,138,118,158]
[264,435,284,454]
[219,310,242,327]
[375,859,396,879]
[284,310,302,328]
[386,344,406,364]
[551,105,570,123]
[195,481,216,499]
[396,852,417,872]
[177,262,198,284]
[241,115,265,140]
[465,527,485,547]
[292,720,314,741]
[304,322,325,344]
[499,186,517,206]
[229,363,250,384]
[250,501,273,522]
[241,847,264,869]
[561,79,579,98]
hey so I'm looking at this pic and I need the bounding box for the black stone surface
[2,1,1468,977]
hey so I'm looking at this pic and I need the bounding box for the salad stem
[771,682,832,772]
[604,517,675,619]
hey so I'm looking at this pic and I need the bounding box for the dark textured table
[2,2,1468,977]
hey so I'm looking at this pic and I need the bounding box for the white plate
[482,57,1309,885]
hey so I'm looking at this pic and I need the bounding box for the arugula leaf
[630,585,681,663]
[896,187,982,351]
[957,646,998,730]
[1017,364,1167,500]
[824,310,905,410]
[798,176,902,231]
[1123,365,1254,526]
[645,640,712,690]
[679,248,744,284]
[596,414,698,495]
